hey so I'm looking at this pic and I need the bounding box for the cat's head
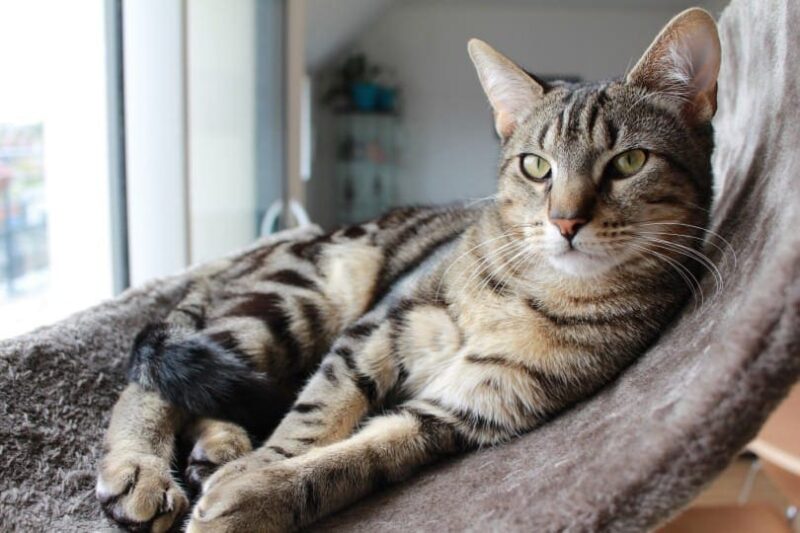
[468,8,720,279]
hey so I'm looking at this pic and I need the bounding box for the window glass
[0,0,113,338]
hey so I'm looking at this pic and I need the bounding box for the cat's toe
[184,457,216,496]
[184,427,253,495]
[97,453,189,533]
[185,421,252,493]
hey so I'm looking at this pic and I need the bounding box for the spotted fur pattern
[97,8,721,532]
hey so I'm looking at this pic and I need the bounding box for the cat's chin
[546,249,617,278]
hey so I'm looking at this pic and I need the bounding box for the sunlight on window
[0,0,113,338]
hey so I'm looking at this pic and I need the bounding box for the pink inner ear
[628,10,720,122]
[677,25,721,121]
[495,111,517,139]
[468,39,545,140]
[681,30,719,95]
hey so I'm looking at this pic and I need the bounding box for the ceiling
[305,0,725,71]
[399,0,703,7]
[305,0,393,70]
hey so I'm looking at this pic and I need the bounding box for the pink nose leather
[550,218,587,240]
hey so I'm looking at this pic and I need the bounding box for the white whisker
[636,230,734,269]
[640,236,723,300]
[636,221,738,267]
[456,239,523,297]
[464,194,497,208]
[435,231,519,300]
[628,242,703,308]
[475,242,531,295]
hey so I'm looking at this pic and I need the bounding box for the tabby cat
[96,8,720,532]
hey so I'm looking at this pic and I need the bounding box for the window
[0,0,114,338]
[0,0,287,338]
[0,124,47,299]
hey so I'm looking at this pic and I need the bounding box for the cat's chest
[396,296,572,386]
[456,296,573,360]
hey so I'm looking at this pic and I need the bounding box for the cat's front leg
[97,386,253,531]
[187,400,466,533]
[197,317,395,490]
[96,384,190,532]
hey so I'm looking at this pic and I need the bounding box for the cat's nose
[550,217,588,241]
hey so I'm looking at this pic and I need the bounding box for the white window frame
[122,0,190,286]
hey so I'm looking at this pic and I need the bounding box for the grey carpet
[1,0,798,530]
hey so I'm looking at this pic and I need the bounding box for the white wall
[346,1,724,206]
[305,0,394,70]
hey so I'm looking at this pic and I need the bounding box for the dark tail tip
[128,323,292,437]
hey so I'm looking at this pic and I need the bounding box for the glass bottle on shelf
[334,113,398,225]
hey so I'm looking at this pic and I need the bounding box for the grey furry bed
[1,0,798,530]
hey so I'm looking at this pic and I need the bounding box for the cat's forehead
[509,80,679,156]
[526,80,628,127]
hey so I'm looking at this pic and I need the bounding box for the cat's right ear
[468,39,545,140]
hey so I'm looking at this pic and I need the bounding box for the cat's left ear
[627,7,721,123]
[468,39,545,140]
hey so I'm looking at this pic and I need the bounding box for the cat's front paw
[187,465,297,533]
[198,447,277,493]
[184,422,252,495]
[96,453,189,532]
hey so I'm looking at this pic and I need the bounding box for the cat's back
[208,203,482,323]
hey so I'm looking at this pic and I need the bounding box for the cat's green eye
[520,154,552,181]
[612,149,648,177]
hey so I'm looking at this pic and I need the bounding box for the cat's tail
[126,322,291,436]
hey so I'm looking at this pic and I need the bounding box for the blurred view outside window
[0,0,114,338]
[0,125,48,299]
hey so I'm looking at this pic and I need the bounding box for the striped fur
[97,9,721,532]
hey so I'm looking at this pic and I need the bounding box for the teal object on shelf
[377,86,396,112]
[351,82,379,111]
